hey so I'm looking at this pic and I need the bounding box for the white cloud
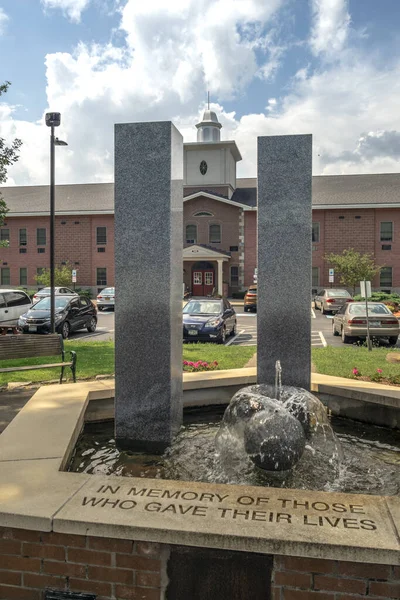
[0,8,9,35]
[309,0,351,58]
[2,0,400,186]
[41,0,91,23]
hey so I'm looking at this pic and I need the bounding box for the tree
[325,248,381,295]
[35,263,73,287]
[0,81,22,247]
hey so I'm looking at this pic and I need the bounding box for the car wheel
[332,320,339,336]
[87,317,97,333]
[244,306,249,312]
[388,336,399,346]
[62,321,70,339]
[341,327,351,344]
[231,321,237,336]
[97,306,103,311]
[218,327,227,344]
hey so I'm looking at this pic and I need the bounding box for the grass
[0,341,255,385]
[312,346,400,381]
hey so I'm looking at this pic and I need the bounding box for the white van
[0,290,32,330]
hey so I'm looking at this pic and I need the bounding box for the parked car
[32,287,78,304]
[0,290,32,332]
[183,298,237,344]
[332,302,399,345]
[244,285,257,312]
[97,287,115,310]
[18,295,97,339]
[314,289,353,314]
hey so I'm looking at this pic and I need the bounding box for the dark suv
[18,295,97,339]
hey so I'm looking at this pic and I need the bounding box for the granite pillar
[257,135,312,390]
[114,121,183,452]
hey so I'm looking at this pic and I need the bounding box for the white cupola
[195,109,222,142]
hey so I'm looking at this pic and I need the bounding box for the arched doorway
[192,261,215,296]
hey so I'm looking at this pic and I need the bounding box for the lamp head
[45,112,61,127]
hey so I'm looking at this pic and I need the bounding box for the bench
[0,334,77,383]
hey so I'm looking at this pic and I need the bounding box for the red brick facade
[1,196,400,294]
[0,527,398,600]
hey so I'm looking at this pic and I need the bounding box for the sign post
[329,268,334,287]
[360,280,372,351]
[72,269,77,292]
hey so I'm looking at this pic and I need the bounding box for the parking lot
[81,308,332,347]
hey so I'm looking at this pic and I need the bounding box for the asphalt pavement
[77,307,339,348]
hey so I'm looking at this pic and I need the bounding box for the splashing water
[275,360,282,401]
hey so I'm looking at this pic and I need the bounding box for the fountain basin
[0,377,398,599]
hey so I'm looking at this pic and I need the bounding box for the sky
[1,0,400,186]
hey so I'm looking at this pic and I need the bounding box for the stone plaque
[54,477,399,565]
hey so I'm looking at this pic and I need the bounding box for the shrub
[232,291,246,299]
[76,287,92,299]
[388,373,400,385]
[370,368,384,382]
[183,360,219,372]
[353,291,400,302]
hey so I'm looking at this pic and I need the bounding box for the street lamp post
[45,113,68,334]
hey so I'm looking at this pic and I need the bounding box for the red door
[192,270,214,296]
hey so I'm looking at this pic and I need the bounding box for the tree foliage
[0,82,22,246]
[35,263,73,287]
[325,248,381,295]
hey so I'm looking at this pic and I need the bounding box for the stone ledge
[0,380,398,565]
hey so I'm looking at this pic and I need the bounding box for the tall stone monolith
[114,122,183,452]
[257,135,312,390]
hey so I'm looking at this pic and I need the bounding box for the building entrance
[192,262,215,296]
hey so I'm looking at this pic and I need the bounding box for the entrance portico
[183,245,230,296]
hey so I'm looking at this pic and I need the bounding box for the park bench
[0,334,77,383]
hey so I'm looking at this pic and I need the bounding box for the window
[19,248,27,254]
[37,267,45,277]
[96,227,107,245]
[0,228,9,242]
[80,297,90,307]
[1,268,10,285]
[37,228,46,245]
[97,268,107,286]
[312,267,319,287]
[4,291,30,307]
[193,211,213,217]
[312,223,320,243]
[230,246,239,252]
[19,228,27,246]
[380,266,392,287]
[20,268,27,286]
[209,224,221,244]
[0,294,5,309]
[97,247,106,252]
[380,222,393,242]
[230,266,239,286]
[37,248,45,253]
[186,224,197,244]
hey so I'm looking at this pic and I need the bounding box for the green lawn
[0,341,255,385]
[312,346,400,381]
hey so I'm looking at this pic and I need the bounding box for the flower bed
[183,360,219,372]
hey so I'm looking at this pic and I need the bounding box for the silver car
[332,302,400,345]
[97,287,115,310]
[314,288,353,314]
[32,287,78,304]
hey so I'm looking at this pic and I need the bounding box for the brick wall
[271,555,400,599]
[0,527,164,600]
[0,528,398,600]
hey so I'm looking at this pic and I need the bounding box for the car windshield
[248,287,257,292]
[37,288,51,294]
[349,303,391,315]
[327,290,350,297]
[32,297,70,310]
[183,301,222,315]
[101,288,115,294]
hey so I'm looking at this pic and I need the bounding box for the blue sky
[1,0,400,185]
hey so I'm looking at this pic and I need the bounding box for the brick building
[1,111,400,295]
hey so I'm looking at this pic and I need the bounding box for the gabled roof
[2,172,400,216]
[183,244,231,260]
